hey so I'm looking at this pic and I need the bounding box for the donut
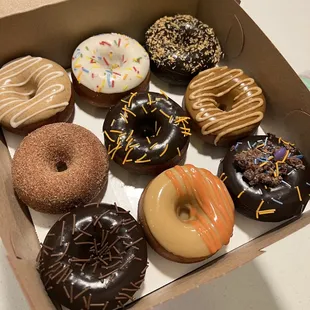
[12,123,109,214]
[220,134,310,222]
[184,66,266,146]
[72,33,150,108]
[0,56,74,135]
[37,203,148,310]
[103,91,191,174]
[145,14,222,86]
[138,164,235,263]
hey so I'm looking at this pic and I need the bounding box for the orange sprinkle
[110,119,115,126]
[256,143,265,149]
[259,161,268,167]
[104,131,115,142]
[122,107,136,117]
[126,130,134,142]
[258,209,276,215]
[159,109,170,119]
[135,154,147,163]
[107,144,111,153]
[142,105,148,114]
[177,147,181,156]
[125,138,134,151]
[98,79,106,92]
[146,137,151,144]
[123,74,128,80]
[77,71,83,82]
[122,148,133,165]
[121,99,129,104]
[237,190,245,198]
[160,89,168,99]
[128,92,137,108]
[129,143,139,149]
[135,159,151,164]
[74,63,82,68]
[110,130,122,134]
[295,186,302,201]
[160,144,169,157]
[219,173,225,180]
[156,127,161,136]
[137,74,143,79]
[120,113,128,123]
[150,143,158,150]
[151,107,157,113]
[281,150,290,163]
[256,200,265,219]
[222,176,228,182]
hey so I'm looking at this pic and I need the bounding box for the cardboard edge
[129,212,310,309]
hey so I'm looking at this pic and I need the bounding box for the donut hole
[56,161,68,172]
[216,94,235,112]
[97,52,123,70]
[176,204,192,221]
[133,117,159,138]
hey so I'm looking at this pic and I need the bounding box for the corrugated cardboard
[0,0,309,309]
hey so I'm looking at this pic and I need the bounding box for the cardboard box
[1,0,310,309]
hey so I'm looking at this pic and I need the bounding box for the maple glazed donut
[138,164,235,263]
[221,134,310,222]
[72,33,150,107]
[145,14,222,85]
[185,66,266,146]
[12,123,109,214]
[38,203,148,310]
[103,91,191,174]
[0,56,74,135]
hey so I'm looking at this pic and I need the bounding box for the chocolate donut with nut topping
[145,14,222,85]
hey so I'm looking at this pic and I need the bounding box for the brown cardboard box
[0,0,310,309]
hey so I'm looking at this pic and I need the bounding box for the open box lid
[0,0,310,309]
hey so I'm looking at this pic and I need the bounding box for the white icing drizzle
[0,56,69,128]
[71,33,150,94]
[187,66,265,145]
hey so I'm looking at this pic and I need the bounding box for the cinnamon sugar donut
[138,164,235,263]
[0,56,74,135]
[12,123,109,214]
[185,66,266,146]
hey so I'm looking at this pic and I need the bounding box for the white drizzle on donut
[187,66,265,145]
[0,56,69,128]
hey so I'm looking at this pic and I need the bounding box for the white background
[1,0,310,309]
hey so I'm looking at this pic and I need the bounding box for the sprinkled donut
[72,33,150,107]
[38,203,148,310]
[138,164,235,263]
[220,134,310,222]
[103,91,191,174]
[12,123,109,214]
[185,66,266,146]
[145,14,222,85]
[0,56,74,135]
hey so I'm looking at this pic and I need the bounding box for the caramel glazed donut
[145,14,222,86]
[12,123,109,214]
[72,33,150,107]
[220,134,310,222]
[38,203,148,310]
[0,56,74,135]
[185,66,266,146]
[103,91,191,174]
[139,164,235,263]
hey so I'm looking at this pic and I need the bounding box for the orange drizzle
[165,165,234,255]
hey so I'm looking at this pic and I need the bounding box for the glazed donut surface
[185,66,266,146]
[139,164,234,263]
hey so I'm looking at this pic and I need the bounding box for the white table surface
[1,0,310,309]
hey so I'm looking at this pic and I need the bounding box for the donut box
[1,0,310,309]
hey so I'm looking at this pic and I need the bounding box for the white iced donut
[71,33,150,107]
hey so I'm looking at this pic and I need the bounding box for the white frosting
[0,56,69,128]
[71,33,150,94]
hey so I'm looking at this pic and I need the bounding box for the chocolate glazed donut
[103,91,191,174]
[145,15,222,86]
[37,203,148,310]
[220,134,310,222]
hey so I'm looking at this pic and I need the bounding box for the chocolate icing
[103,92,191,174]
[220,135,310,222]
[145,15,222,86]
[37,203,148,310]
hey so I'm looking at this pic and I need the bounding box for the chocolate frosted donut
[103,91,191,174]
[220,134,310,222]
[12,123,109,214]
[37,203,148,310]
[145,14,222,85]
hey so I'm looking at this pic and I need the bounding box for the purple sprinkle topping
[274,147,287,161]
